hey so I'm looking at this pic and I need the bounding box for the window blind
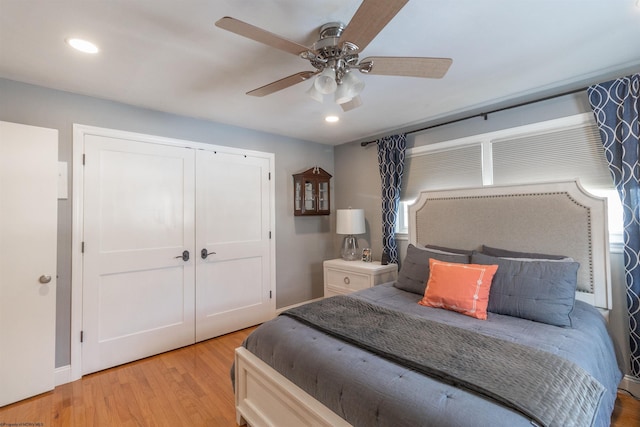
[492,123,613,189]
[401,144,483,201]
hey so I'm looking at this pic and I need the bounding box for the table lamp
[336,208,366,261]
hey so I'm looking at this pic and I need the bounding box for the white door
[0,121,58,406]
[195,150,273,341]
[82,135,196,374]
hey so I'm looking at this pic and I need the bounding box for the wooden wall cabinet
[293,167,332,216]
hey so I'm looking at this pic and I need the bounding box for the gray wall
[3,76,632,378]
[0,78,334,368]
[334,91,633,377]
[333,142,383,258]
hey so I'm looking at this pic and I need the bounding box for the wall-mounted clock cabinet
[293,167,332,216]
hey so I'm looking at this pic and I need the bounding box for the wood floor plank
[1,325,638,426]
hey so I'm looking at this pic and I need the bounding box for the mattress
[242,283,622,427]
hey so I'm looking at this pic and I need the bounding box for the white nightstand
[323,258,398,297]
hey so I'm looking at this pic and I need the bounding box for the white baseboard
[619,374,640,398]
[54,365,72,386]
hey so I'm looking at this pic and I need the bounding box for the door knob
[39,275,52,284]
[174,250,190,262]
[201,249,216,259]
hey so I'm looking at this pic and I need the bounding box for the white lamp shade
[314,68,337,94]
[334,83,351,105]
[306,83,323,102]
[335,71,365,104]
[336,209,366,235]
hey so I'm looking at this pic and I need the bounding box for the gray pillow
[472,252,579,327]
[481,245,568,260]
[394,244,469,295]
[423,244,473,255]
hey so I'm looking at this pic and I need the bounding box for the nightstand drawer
[323,259,398,298]
[326,269,369,291]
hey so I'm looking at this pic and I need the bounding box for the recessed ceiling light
[66,38,99,54]
[325,115,339,123]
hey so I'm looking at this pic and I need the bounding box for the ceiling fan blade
[361,56,453,78]
[339,0,408,52]
[247,71,318,97]
[215,17,310,56]
[341,96,363,112]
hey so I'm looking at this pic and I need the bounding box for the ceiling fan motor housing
[311,22,359,83]
[318,22,344,39]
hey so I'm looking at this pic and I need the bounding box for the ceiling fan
[215,0,452,111]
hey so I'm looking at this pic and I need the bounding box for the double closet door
[81,133,272,375]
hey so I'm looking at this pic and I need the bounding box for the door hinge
[81,241,85,253]
[268,172,271,180]
[269,231,272,239]
[269,290,272,299]
[82,154,86,165]
[80,330,84,343]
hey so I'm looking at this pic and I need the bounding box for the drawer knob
[343,276,350,285]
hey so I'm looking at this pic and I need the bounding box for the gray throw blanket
[282,296,605,427]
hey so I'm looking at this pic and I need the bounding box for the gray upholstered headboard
[408,180,612,310]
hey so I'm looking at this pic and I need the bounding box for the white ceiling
[1,1,639,145]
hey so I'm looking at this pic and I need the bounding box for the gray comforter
[243,284,622,427]
[282,296,604,427]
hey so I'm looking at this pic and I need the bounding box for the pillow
[423,244,473,255]
[419,259,499,320]
[481,245,568,261]
[394,244,470,295]
[472,252,579,327]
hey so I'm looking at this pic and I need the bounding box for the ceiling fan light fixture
[334,84,352,105]
[314,67,337,94]
[335,71,364,104]
[306,83,323,103]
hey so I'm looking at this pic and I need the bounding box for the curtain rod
[360,86,588,147]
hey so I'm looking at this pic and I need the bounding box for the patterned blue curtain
[588,74,640,378]
[376,134,406,264]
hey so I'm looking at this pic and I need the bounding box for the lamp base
[341,235,359,261]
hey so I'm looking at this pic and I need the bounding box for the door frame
[70,124,275,381]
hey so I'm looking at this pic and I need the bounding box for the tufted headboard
[408,180,612,310]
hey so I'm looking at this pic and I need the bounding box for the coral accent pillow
[419,259,499,320]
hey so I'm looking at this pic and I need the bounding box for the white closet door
[195,151,273,341]
[0,121,58,406]
[82,136,196,375]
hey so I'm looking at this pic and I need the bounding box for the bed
[233,181,622,427]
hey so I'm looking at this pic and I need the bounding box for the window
[589,188,623,242]
[396,113,621,243]
[491,123,611,189]
[402,143,483,201]
[396,199,411,235]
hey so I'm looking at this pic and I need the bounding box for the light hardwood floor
[1,326,638,426]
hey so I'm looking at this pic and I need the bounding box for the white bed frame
[235,180,611,427]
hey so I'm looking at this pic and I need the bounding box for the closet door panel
[195,151,273,341]
[82,136,196,375]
